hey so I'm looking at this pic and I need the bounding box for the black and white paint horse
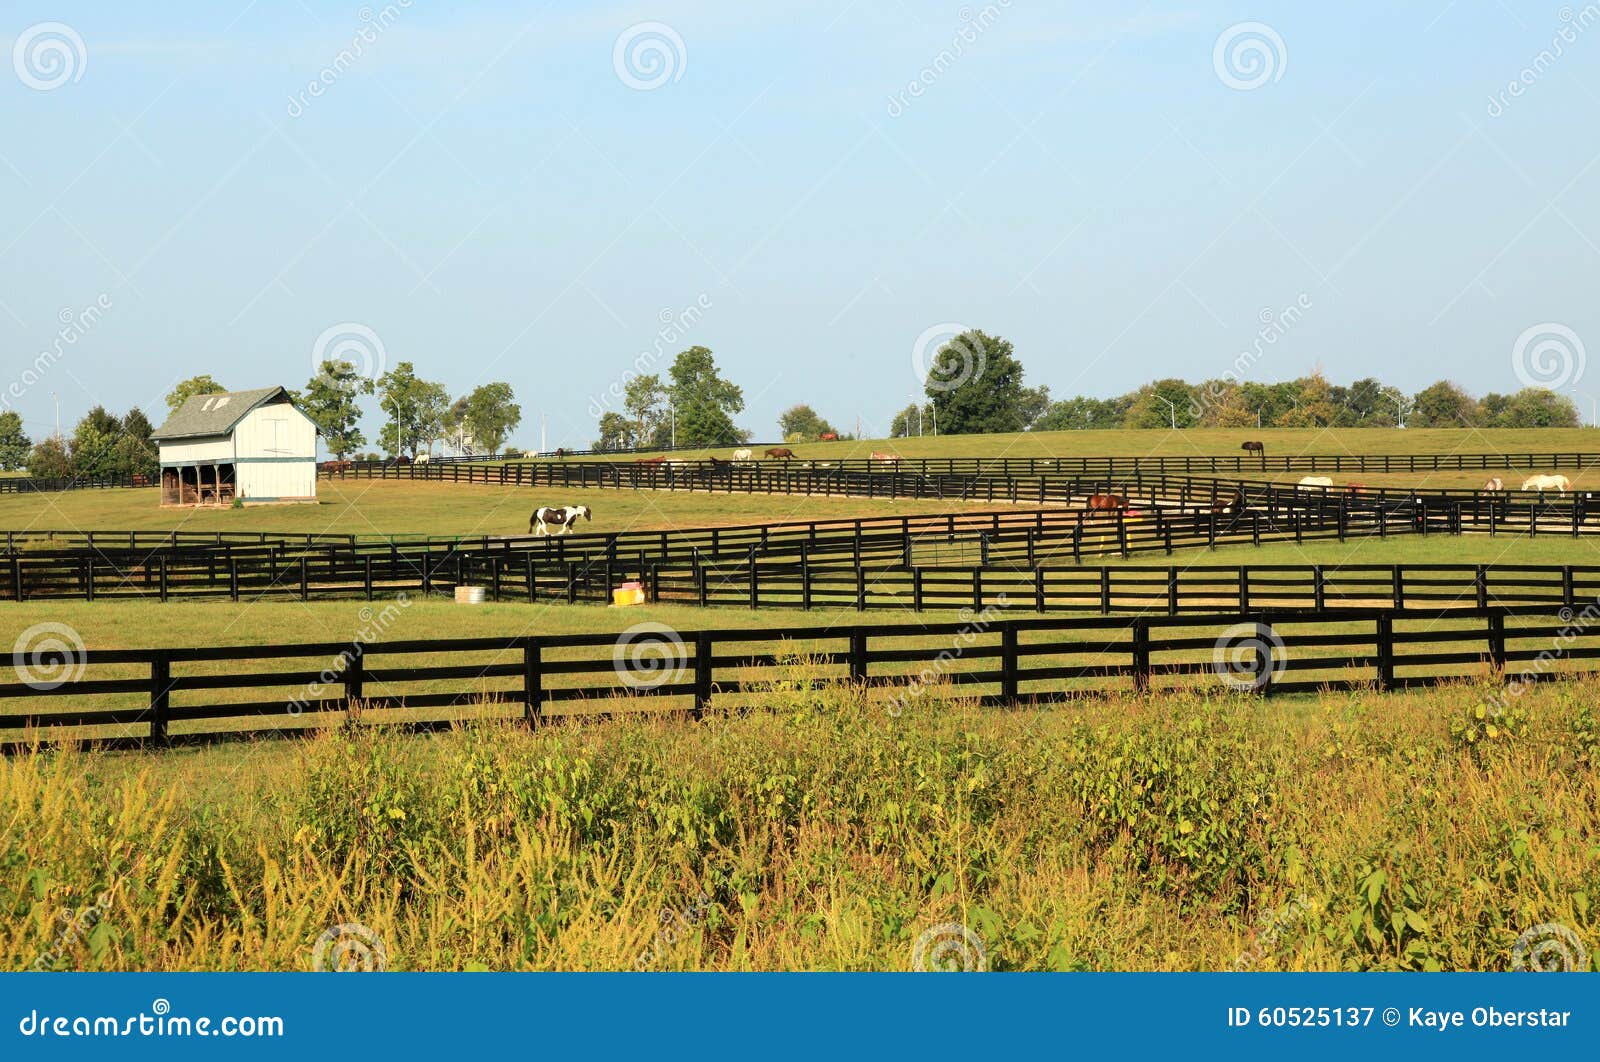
[529,504,592,536]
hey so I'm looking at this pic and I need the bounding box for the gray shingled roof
[151,386,297,441]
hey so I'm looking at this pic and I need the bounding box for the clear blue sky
[3,1,1598,448]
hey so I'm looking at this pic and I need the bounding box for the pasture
[7,675,1596,970]
[5,434,1599,971]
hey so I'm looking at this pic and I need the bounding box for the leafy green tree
[1409,380,1478,427]
[300,360,373,459]
[0,411,32,470]
[924,330,1031,435]
[778,404,836,441]
[70,412,121,476]
[1032,395,1130,431]
[593,411,636,451]
[889,402,933,438]
[624,374,671,449]
[668,347,744,446]
[1123,379,1198,429]
[461,382,521,455]
[121,407,154,443]
[26,435,74,479]
[376,362,449,457]
[165,374,226,413]
[1486,388,1580,428]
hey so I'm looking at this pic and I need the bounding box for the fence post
[849,631,868,684]
[748,561,758,610]
[1391,565,1404,610]
[149,652,171,745]
[343,647,364,711]
[696,562,708,608]
[1035,566,1046,613]
[159,556,169,602]
[912,566,924,612]
[1167,566,1178,615]
[1100,568,1111,615]
[801,549,812,610]
[856,567,868,611]
[1375,615,1394,691]
[1475,564,1488,609]
[1563,565,1575,613]
[1001,623,1018,707]
[523,642,543,726]
[1238,567,1250,611]
[84,558,93,601]
[1131,618,1150,693]
[9,556,19,602]
[1487,612,1506,674]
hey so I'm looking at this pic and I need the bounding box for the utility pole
[540,411,547,455]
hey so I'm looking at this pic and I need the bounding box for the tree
[0,411,31,470]
[461,382,521,455]
[121,407,154,444]
[376,362,450,457]
[668,347,744,446]
[1123,379,1197,429]
[1409,381,1478,427]
[1487,388,1580,428]
[1032,395,1129,431]
[70,411,121,476]
[300,360,373,459]
[1273,373,1344,428]
[924,330,1031,435]
[624,374,671,449]
[889,402,933,438]
[165,374,226,413]
[778,404,836,441]
[26,436,74,479]
[593,411,635,451]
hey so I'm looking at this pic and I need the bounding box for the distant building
[151,386,317,505]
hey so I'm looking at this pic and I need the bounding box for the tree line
[0,359,523,476]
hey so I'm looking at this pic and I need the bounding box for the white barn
[151,386,318,505]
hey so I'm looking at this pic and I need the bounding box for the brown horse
[1086,493,1128,515]
[765,447,796,459]
[1240,440,1265,455]
[1211,489,1244,513]
[553,448,571,459]
[819,432,838,441]
[635,455,668,465]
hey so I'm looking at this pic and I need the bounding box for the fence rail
[4,606,1592,752]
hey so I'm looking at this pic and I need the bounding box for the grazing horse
[869,451,901,464]
[1521,473,1572,493]
[1086,493,1128,515]
[1298,476,1334,488]
[819,432,838,441]
[732,448,753,462]
[765,447,796,460]
[553,448,571,459]
[1483,476,1503,491]
[530,504,591,536]
[1241,440,1266,455]
[1211,489,1244,514]
[635,455,668,465]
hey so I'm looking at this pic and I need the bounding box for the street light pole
[1155,395,1178,430]
[51,392,59,439]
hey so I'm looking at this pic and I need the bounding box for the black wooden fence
[3,606,1592,751]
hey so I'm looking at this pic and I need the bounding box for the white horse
[732,448,753,462]
[416,452,430,464]
[1483,476,1503,491]
[530,504,591,536]
[1521,474,1572,493]
[1298,476,1334,488]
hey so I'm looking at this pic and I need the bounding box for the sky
[3,1,1599,450]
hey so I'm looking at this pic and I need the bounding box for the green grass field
[6,676,1596,971]
[0,479,1001,540]
[554,426,1600,463]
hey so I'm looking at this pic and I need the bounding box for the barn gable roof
[151,386,307,441]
